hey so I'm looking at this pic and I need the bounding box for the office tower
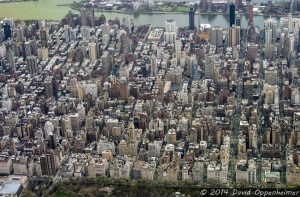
[15,27,24,42]
[210,27,223,47]
[40,28,48,47]
[81,26,90,40]
[264,17,277,42]
[0,29,4,42]
[265,28,273,44]
[30,39,38,56]
[164,19,177,43]
[150,54,157,77]
[229,3,235,27]
[26,56,38,75]
[243,80,254,100]
[102,51,110,74]
[44,76,54,98]
[64,25,74,43]
[175,39,182,53]
[0,44,6,58]
[205,54,215,79]
[6,48,15,70]
[207,0,212,12]
[190,55,199,80]
[24,41,32,57]
[189,7,195,30]
[40,155,49,175]
[89,42,97,62]
[228,25,240,46]
[81,8,95,27]
[235,0,241,11]
[294,0,300,12]
[248,3,254,25]
[3,23,12,41]
[235,14,241,27]
[124,16,133,34]
[119,77,129,101]
[246,44,258,62]
[37,47,49,60]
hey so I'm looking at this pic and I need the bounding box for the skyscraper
[164,19,177,43]
[210,27,223,47]
[228,25,240,47]
[150,54,157,77]
[3,23,12,41]
[40,28,48,48]
[81,26,90,40]
[235,0,240,11]
[189,7,195,30]
[6,47,15,70]
[229,3,235,27]
[88,42,97,62]
[119,77,129,101]
[248,3,254,25]
[81,8,95,27]
[236,14,241,27]
[26,56,38,75]
[124,16,133,34]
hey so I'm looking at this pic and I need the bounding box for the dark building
[229,3,235,27]
[3,23,12,41]
[236,14,241,27]
[40,28,48,48]
[81,8,95,27]
[189,7,195,30]
[40,154,49,175]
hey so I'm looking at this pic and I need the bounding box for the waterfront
[0,0,277,28]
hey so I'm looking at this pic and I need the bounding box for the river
[0,0,278,28]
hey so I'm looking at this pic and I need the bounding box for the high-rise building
[40,28,48,48]
[210,27,223,47]
[6,48,15,70]
[15,27,24,42]
[235,14,241,27]
[243,80,254,100]
[64,25,75,43]
[24,41,32,57]
[164,19,177,43]
[189,7,195,30]
[119,77,129,101]
[44,76,54,98]
[235,0,242,11]
[150,54,157,77]
[204,54,215,79]
[228,25,240,46]
[89,42,97,62]
[81,8,95,27]
[265,28,273,45]
[3,23,12,41]
[294,0,300,12]
[81,26,90,40]
[124,16,133,34]
[175,39,182,53]
[0,44,6,58]
[190,55,199,80]
[248,3,254,25]
[229,3,235,27]
[264,17,277,42]
[26,56,38,75]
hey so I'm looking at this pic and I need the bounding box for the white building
[164,19,178,43]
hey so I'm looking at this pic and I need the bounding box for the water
[0,0,277,28]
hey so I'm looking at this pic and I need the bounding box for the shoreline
[68,6,289,18]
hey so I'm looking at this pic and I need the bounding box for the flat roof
[0,181,22,195]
